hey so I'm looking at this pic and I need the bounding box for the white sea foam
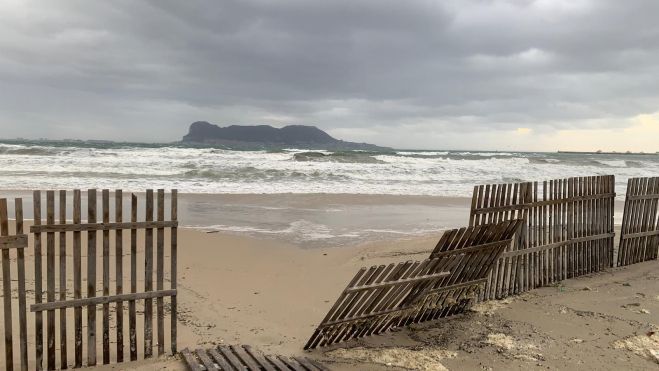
[0,142,657,197]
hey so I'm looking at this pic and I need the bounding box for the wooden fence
[0,198,29,371]
[304,219,522,350]
[469,175,615,299]
[21,189,178,370]
[182,345,329,371]
[618,177,659,266]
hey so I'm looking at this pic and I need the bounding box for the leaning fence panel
[470,175,615,299]
[30,189,178,370]
[618,177,659,266]
[304,219,522,350]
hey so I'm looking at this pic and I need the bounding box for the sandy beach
[1,194,656,370]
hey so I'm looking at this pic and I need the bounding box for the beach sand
[1,195,656,370]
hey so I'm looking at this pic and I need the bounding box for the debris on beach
[483,333,544,362]
[613,330,659,364]
[327,346,457,371]
[470,299,512,316]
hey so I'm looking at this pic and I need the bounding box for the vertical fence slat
[46,191,55,370]
[102,190,110,364]
[156,190,165,356]
[15,199,28,371]
[58,190,68,369]
[129,194,138,361]
[171,190,178,354]
[115,190,124,362]
[73,190,82,367]
[87,189,97,366]
[144,190,154,358]
[0,199,13,371]
[33,191,43,370]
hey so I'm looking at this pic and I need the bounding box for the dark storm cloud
[0,0,658,148]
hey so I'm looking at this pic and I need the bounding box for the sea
[0,140,651,246]
[0,140,655,196]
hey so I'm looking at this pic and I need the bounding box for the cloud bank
[0,0,658,150]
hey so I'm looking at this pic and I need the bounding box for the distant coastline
[558,150,659,155]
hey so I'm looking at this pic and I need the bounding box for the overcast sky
[1,0,658,151]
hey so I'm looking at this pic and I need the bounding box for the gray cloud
[0,0,658,149]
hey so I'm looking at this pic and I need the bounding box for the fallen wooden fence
[618,177,659,266]
[28,189,178,370]
[304,219,523,350]
[470,175,615,299]
[181,345,328,371]
[0,198,29,371]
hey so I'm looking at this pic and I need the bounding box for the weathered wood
[15,189,179,368]
[156,189,165,356]
[144,189,154,358]
[129,194,138,361]
[305,219,521,349]
[171,189,178,354]
[115,190,124,362]
[180,349,202,371]
[46,191,55,370]
[618,177,659,266]
[0,234,28,249]
[102,189,110,364]
[15,199,28,371]
[33,191,44,370]
[73,190,82,367]
[87,189,97,366]
[30,220,178,233]
[58,190,68,369]
[1,199,14,371]
[470,175,615,298]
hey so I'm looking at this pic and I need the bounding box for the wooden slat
[129,194,138,361]
[115,190,124,362]
[30,220,178,233]
[144,189,154,358]
[87,189,97,366]
[242,345,276,371]
[58,190,67,369]
[33,190,44,371]
[207,348,236,371]
[31,290,177,314]
[195,349,216,371]
[46,191,55,370]
[218,345,246,370]
[156,189,165,356]
[345,270,451,293]
[0,199,14,371]
[15,199,28,371]
[0,234,28,249]
[73,190,83,367]
[102,190,110,364]
[180,349,203,371]
[171,189,178,354]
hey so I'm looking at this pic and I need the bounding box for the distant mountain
[181,121,391,150]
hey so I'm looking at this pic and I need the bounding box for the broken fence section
[304,219,523,350]
[618,177,659,266]
[181,345,328,371]
[470,175,615,299]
